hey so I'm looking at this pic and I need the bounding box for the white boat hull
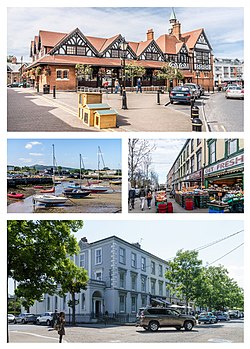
[33,194,67,205]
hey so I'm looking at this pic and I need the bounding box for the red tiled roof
[28,54,166,69]
[39,30,67,47]
[99,34,120,53]
[86,36,107,52]
[156,34,180,54]
[136,39,153,56]
[181,29,203,49]
[128,41,140,54]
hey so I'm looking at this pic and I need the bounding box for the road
[167,92,244,132]
[8,320,243,343]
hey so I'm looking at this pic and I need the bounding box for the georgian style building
[213,58,244,86]
[28,236,176,323]
[26,10,214,91]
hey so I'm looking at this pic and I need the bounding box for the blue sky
[75,219,244,287]
[7,7,244,62]
[7,139,122,169]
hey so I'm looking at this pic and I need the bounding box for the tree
[155,63,183,91]
[7,55,15,63]
[58,261,89,325]
[75,64,93,80]
[165,250,203,312]
[128,139,156,187]
[8,220,84,308]
[124,63,146,87]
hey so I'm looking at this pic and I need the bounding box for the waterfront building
[29,236,175,323]
[26,10,214,92]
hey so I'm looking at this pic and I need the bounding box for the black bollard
[192,117,203,132]
[36,84,39,93]
[191,105,199,120]
[53,85,56,99]
[190,99,195,117]
[122,89,128,110]
[208,86,210,93]
[157,89,160,105]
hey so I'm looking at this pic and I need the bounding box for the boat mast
[80,154,82,186]
[52,144,55,185]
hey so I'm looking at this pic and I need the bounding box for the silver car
[183,83,200,98]
[136,307,196,331]
[225,86,244,99]
[14,313,37,324]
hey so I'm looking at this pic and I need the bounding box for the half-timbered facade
[27,10,214,91]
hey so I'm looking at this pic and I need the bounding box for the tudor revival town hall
[26,10,214,92]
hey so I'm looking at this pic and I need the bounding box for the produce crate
[94,109,117,129]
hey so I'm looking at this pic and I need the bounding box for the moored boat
[63,189,91,199]
[80,185,109,193]
[109,180,122,185]
[33,194,68,205]
[40,187,55,193]
[34,185,44,189]
[8,192,24,199]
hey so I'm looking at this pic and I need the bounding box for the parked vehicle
[214,311,230,321]
[169,86,194,105]
[36,312,53,325]
[8,314,16,323]
[198,312,218,324]
[14,313,37,324]
[183,83,200,98]
[7,82,20,88]
[225,86,244,99]
[136,306,196,331]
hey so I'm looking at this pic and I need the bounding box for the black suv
[136,307,196,332]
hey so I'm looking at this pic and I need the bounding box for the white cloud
[29,153,43,156]
[18,158,32,163]
[25,141,42,149]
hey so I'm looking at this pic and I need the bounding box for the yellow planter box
[94,109,117,129]
[81,103,111,126]
[78,92,102,107]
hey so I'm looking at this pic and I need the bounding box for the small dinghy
[8,192,24,199]
[33,194,68,205]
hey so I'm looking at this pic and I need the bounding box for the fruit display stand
[94,109,117,129]
[81,103,111,126]
[174,188,209,210]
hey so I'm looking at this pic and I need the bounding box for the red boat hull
[40,187,55,193]
[8,193,24,199]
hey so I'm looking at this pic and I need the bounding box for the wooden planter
[81,103,111,126]
[94,109,117,129]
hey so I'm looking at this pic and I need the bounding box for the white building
[29,236,175,323]
[213,58,244,86]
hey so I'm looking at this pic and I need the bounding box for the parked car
[169,86,194,105]
[198,312,218,324]
[8,314,16,323]
[36,312,53,326]
[225,86,244,99]
[14,313,37,324]
[7,82,20,88]
[214,311,230,321]
[136,306,196,331]
[183,83,200,98]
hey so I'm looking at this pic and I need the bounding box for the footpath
[11,88,204,132]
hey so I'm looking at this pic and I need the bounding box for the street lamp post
[119,38,128,109]
[196,70,199,85]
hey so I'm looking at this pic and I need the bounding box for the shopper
[139,186,146,211]
[146,188,153,209]
[57,312,66,343]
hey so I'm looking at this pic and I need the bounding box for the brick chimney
[171,22,181,40]
[147,29,154,41]
[12,56,17,64]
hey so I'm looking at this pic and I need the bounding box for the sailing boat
[64,154,91,198]
[33,144,68,205]
[81,147,111,193]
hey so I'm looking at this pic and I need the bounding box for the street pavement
[8,320,244,343]
[7,87,198,132]
[129,194,208,214]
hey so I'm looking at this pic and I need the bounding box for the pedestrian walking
[139,186,146,211]
[114,79,120,93]
[146,188,153,209]
[136,78,142,93]
[51,309,58,328]
[128,187,136,210]
[57,311,66,343]
[103,80,109,93]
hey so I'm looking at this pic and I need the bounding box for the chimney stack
[147,29,154,41]
[171,22,181,40]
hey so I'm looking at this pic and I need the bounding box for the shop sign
[187,170,201,180]
[169,62,190,70]
[204,154,244,175]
